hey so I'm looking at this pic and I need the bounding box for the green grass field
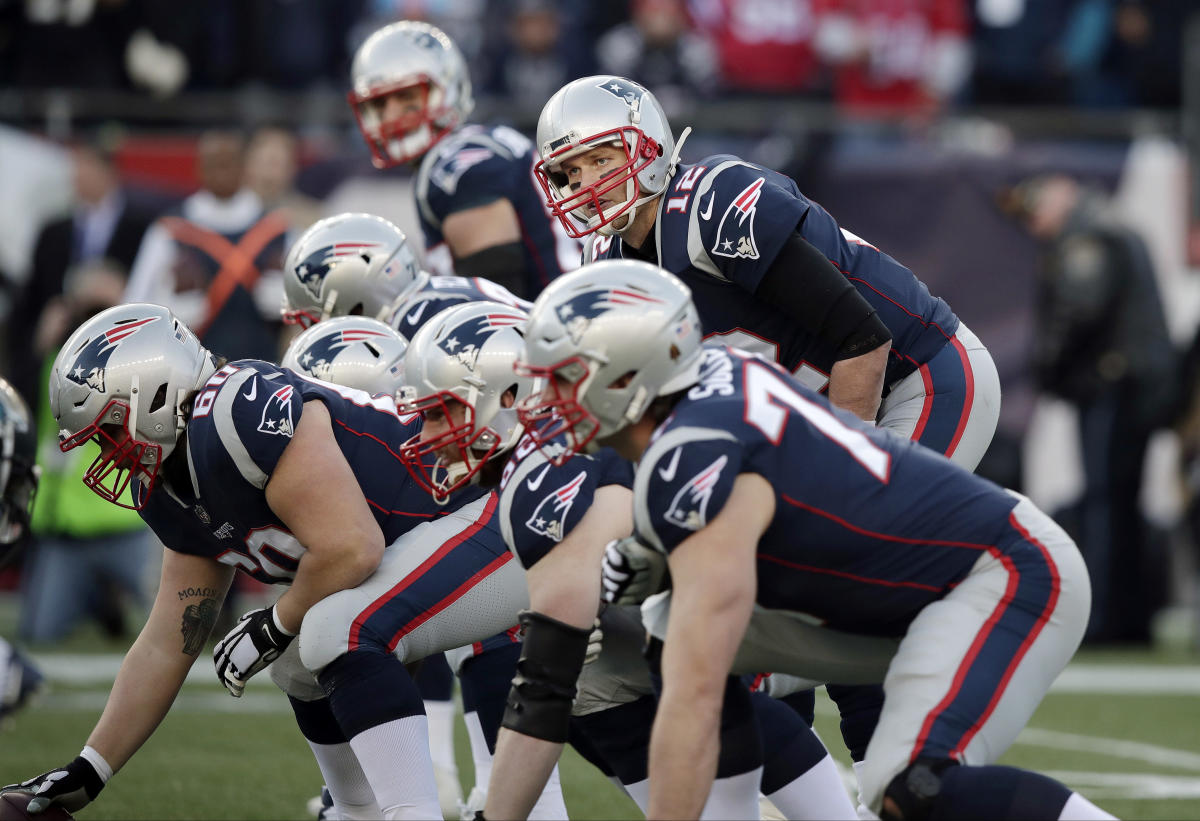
[4,616,1200,819]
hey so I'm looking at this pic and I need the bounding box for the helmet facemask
[57,383,173,511]
[535,127,664,239]
[349,76,453,168]
[514,356,601,466]
[0,417,37,548]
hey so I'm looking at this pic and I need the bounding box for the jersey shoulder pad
[421,127,529,220]
[390,290,469,338]
[633,423,744,555]
[499,441,603,569]
[137,482,209,554]
[677,156,809,285]
[189,362,304,490]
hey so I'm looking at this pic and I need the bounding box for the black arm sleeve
[454,242,529,299]
[755,232,891,360]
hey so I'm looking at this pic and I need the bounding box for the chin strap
[603,126,694,238]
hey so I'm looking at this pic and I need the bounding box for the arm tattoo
[179,593,221,656]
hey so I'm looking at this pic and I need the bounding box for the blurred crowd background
[2,0,1200,652]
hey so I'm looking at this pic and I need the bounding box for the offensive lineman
[514,260,1114,821]
[1,305,532,820]
[400,302,862,820]
[348,20,580,298]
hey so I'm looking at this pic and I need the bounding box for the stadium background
[1,0,1200,818]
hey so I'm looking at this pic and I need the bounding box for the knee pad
[880,758,959,821]
[299,591,376,676]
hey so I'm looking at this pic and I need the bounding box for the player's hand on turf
[2,756,105,813]
[213,605,294,697]
[601,536,666,606]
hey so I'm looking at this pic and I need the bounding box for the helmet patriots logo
[525,470,587,542]
[65,316,160,393]
[555,288,665,343]
[437,312,524,371]
[294,328,390,380]
[257,385,295,437]
[597,78,646,109]
[712,177,764,260]
[663,454,728,531]
[295,242,381,299]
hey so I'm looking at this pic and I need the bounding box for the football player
[278,218,549,817]
[348,20,581,298]
[0,377,44,725]
[281,315,567,820]
[400,301,860,820]
[534,75,999,471]
[514,260,1114,821]
[0,305,533,821]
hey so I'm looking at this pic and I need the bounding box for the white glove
[213,606,295,697]
[584,618,603,665]
[601,537,666,606]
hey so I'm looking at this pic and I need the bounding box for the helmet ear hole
[608,370,637,390]
[148,383,169,414]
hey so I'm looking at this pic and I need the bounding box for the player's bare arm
[486,485,633,820]
[86,550,236,772]
[442,199,522,257]
[265,399,386,633]
[829,341,891,421]
[648,472,773,820]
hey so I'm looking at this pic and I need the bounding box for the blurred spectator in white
[688,0,822,94]
[597,0,718,113]
[20,260,151,644]
[813,0,971,114]
[245,124,323,233]
[124,130,288,362]
[483,0,595,104]
[6,138,153,408]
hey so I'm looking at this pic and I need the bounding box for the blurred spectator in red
[5,139,153,408]
[688,0,822,94]
[124,130,288,362]
[813,0,971,114]
[245,125,323,233]
[483,0,595,105]
[597,0,718,113]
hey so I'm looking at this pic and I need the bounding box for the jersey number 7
[742,360,891,483]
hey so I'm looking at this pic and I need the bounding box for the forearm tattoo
[178,587,221,656]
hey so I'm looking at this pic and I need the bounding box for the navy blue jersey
[137,360,483,584]
[497,431,634,569]
[634,346,1023,637]
[415,125,581,295]
[384,275,531,341]
[586,155,959,393]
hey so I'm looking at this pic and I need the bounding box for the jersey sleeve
[633,428,744,555]
[137,486,214,557]
[196,365,305,490]
[688,161,810,293]
[423,145,520,222]
[499,451,608,569]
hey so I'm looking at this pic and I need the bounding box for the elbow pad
[756,232,892,359]
[455,242,528,298]
[500,609,591,743]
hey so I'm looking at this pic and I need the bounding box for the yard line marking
[1041,771,1200,800]
[41,690,290,713]
[1015,728,1200,772]
[1050,665,1200,694]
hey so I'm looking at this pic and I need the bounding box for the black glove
[213,605,295,697]
[2,756,105,813]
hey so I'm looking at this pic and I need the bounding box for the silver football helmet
[48,304,218,509]
[281,213,427,328]
[397,301,531,502]
[515,260,702,464]
[282,316,409,398]
[535,75,688,238]
[349,21,475,167]
[0,377,38,552]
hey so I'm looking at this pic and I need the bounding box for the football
[0,793,74,821]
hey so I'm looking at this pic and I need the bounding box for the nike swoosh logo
[526,463,552,491]
[699,193,715,221]
[242,378,257,401]
[406,302,428,326]
[658,448,682,482]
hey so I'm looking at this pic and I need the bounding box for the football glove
[2,755,106,813]
[601,536,666,606]
[583,617,603,666]
[213,605,294,697]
